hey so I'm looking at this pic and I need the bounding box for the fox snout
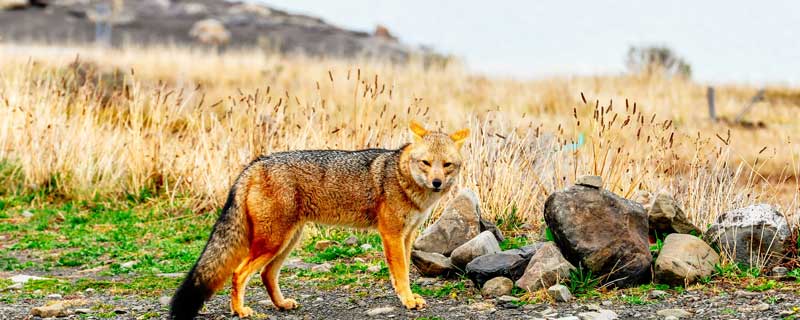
[432,179,443,190]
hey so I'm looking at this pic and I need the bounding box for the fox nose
[432,179,442,189]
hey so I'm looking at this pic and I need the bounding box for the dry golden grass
[0,43,798,230]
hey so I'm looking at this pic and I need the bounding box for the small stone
[576,175,602,188]
[468,301,496,312]
[85,288,95,293]
[120,261,137,269]
[481,277,513,297]
[664,317,678,320]
[735,290,760,298]
[315,240,335,250]
[159,296,171,306]
[46,293,62,299]
[284,258,314,270]
[752,303,770,312]
[353,257,366,263]
[578,309,618,320]
[649,290,668,299]
[344,236,359,246]
[497,295,520,303]
[771,266,789,277]
[601,300,613,306]
[10,274,49,284]
[415,277,437,286]
[311,262,332,273]
[547,284,572,302]
[2,283,23,291]
[656,309,692,318]
[360,243,373,251]
[450,231,502,269]
[411,250,453,276]
[22,210,34,218]
[315,297,323,302]
[74,308,92,314]
[257,299,273,306]
[366,306,395,316]
[156,272,185,278]
[366,265,381,273]
[31,303,69,318]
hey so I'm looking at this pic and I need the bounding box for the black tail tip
[169,272,212,320]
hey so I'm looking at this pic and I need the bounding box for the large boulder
[464,244,542,287]
[411,251,453,277]
[648,193,701,235]
[654,234,719,285]
[414,189,482,256]
[0,0,27,10]
[515,242,575,292]
[706,204,791,268]
[450,231,501,269]
[544,183,651,287]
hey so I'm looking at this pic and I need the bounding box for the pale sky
[257,0,799,86]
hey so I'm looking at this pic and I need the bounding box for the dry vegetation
[0,43,798,231]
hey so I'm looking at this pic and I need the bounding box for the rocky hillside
[0,0,433,62]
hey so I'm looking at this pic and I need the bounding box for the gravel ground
[2,274,799,320]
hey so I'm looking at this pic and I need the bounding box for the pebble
[734,290,760,298]
[120,261,137,269]
[46,294,62,300]
[649,290,668,299]
[159,296,171,306]
[547,284,572,302]
[366,265,382,273]
[344,236,359,246]
[468,302,496,312]
[771,266,789,277]
[85,288,95,293]
[360,243,374,250]
[657,308,692,318]
[10,274,49,284]
[311,262,332,273]
[156,272,185,278]
[577,309,618,320]
[366,306,395,316]
[31,303,68,318]
[21,210,34,218]
[315,240,336,250]
[415,277,437,286]
[601,300,613,307]
[497,295,520,303]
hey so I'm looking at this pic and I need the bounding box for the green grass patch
[411,279,470,299]
[499,235,531,251]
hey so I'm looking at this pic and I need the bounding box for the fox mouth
[432,187,442,192]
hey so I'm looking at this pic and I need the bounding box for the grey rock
[465,245,540,287]
[544,185,651,287]
[480,277,513,297]
[411,251,453,276]
[547,284,572,302]
[414,189,482,256]
[480,217,505,243]
[497,295,520,303]
[366,265,381,273]
[772,266,789,277]
[314,240,335,250]
[656,309,693,318]
[159,296,171,306]
[284,258,314,270]
[576,175,603,188]
[31,303,70,318]
[706,204,791,268]
[648,193,701,235]
[516,242,575,292]
[655,233,719,285]
[21,210,34,218]
[343,235,359,246]
[120,261,137,269]
[648,290,668,299]
[450,231,502,269]
[360,243,373,251]
[578,309,618,320]
[311,262,332,273]
[366,306,395,316]
[46,294,62,299]
[468,302,495,312]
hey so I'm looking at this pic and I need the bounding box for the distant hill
[0,0,437,62]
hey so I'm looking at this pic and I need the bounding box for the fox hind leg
[261,225,304,310]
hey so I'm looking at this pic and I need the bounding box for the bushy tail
[170,184,249,319]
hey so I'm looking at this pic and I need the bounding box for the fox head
[405,121,469,193]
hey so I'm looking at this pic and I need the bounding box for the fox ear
[409,121,428,141]
[450,128,470,148]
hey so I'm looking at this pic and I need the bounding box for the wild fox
[170,121,469,319]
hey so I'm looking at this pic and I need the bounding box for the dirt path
[3,271,799,320]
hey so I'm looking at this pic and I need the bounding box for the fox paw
[400,293,426,310]
[234,306,254,318]
[275,298,299,310]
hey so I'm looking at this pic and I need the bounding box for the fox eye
[443,162,453,168]
[421,160,431,166]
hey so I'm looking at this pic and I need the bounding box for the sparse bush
[626,45,692,78]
